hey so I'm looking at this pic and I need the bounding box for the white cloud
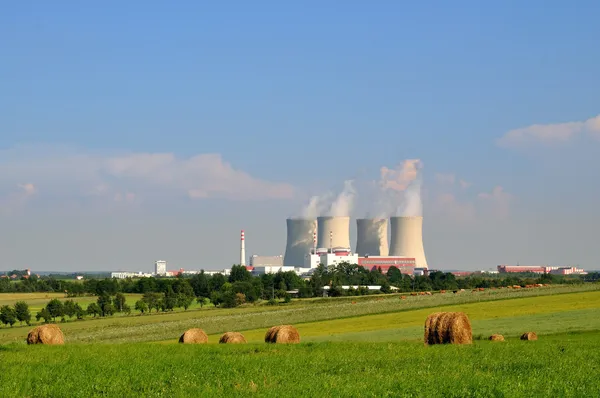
[433,192,476,223]
[0,146,295,208]
[477,186,512,218]
[429,174,512,221]
[379,159,421,191]
[497,114,600,148]
[435,173,456,185]
[459,180,472,189]
[0,183,37,215]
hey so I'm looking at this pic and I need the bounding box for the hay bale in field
[424,312,472,345]
[219,332,246,344]
[489,334,504,341]
[440,290,446,294]
[265,325,300,344]
[179,328,208,344]
[26,324,64,345]
[400,296,406,300]
[520,332,538,341]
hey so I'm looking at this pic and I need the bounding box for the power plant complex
[247,215,428,277]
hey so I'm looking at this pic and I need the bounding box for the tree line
[0,265,591,327]
[0,264,590,300]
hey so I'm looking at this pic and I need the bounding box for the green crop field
[1,284,600,396]
[1,332,599,397]
[0,292,144,313]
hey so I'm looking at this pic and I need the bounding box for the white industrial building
[154,260,167,276]
[111,271,154,279]
[389,216,428,269]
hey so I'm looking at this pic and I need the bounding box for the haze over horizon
[2,1,599,272]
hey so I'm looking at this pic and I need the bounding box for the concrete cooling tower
[389,216,428,268]
[284,218,317,266]
[317,216,351,250]
[355,218,389,256]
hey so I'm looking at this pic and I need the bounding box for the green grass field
[1,284,600,396]
[0,284,597,344]
[1,333,599,397]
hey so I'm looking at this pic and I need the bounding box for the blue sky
[1,1,599,271]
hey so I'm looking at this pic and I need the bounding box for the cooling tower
[356,218,389,256]
[284,218,317,266]
[389,216,428,268]
[317,216,351,250]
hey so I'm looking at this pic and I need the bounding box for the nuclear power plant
[355,218,389,256]
[256,214,427,276]
[316,216,351,250]
[283,218,317,267]
[389,216,428,268]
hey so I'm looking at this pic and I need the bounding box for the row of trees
[1,264,592,299]
[0,301,31,327]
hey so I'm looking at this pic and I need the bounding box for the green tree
[142,292,162,313]
[177,293,194,310]
[97,294,112,317]
[36,308,52,323]
[228,265,252,283]
[135,300,148,314]
[0,305,17,327]
[122,303,131,315]
[74,303,86,319]
[63,299,77,319]
[103,303,116,316]
[113,293,127,312]
[14,301,31,325]
[221,291,239,308]
[86,302,101,318]
[196,296,207,308]
[46,298,65,321]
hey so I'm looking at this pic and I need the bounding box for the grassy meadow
[1,332,599,397]
[0,284,598,344]
[1,284,600,396]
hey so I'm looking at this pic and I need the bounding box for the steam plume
[376,159,423,217]
[397,168,423,216]
[328,180,355,216]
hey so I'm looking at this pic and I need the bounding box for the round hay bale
[26,324,64,345]
[489,334,505,341]
[179,328,208,344]
[264,325,281,343]
[265,325,300,344]
[219,332,246,344]
[424,312,472,345]
[520,332,538,341]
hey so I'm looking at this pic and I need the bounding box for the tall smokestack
[284,218,317,266]
[240,230,246,266]
[356,218,389,256]
[389,216,428,268]
[317,216,351,250]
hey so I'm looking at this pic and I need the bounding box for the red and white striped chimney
[240,230,246,266]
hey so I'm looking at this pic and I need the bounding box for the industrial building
[389,216,428,268]
[356,218,389,256]
[154,260,167,276]
[249,255,286,275]
[357,256,415,274]
[111,271,154,279]
[274,214,430,276]
[497,265,587,275]
[283,218,316,267]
